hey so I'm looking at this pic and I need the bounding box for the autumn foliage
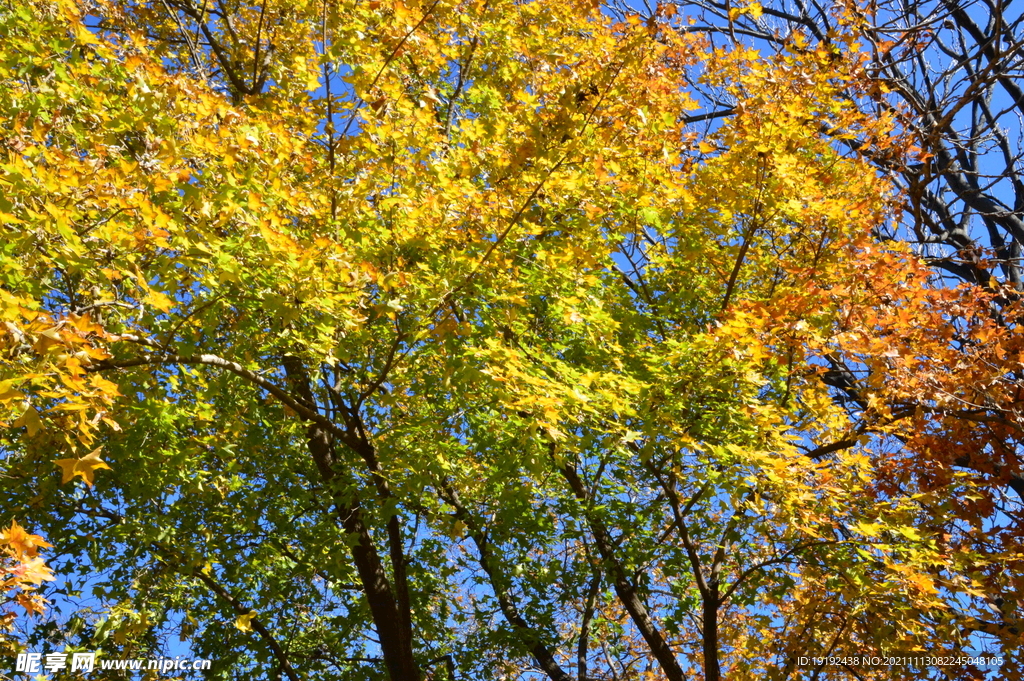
[1,521,53,651]
[0,0,1019,679]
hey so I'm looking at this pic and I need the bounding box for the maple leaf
[8,556,55,585]
[54,447,111,487]
[14,591,49,616]
[0,520,52,559]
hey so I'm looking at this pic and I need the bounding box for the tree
[647,0,1024,476]
[656,0,1024,284]
[635,1,1024,672]
[0,1,1015,680]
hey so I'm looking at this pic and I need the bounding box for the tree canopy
[0,1,1019,680]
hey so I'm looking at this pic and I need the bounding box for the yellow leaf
[449,520,467,540]
[32,327,63,353]
[145,289,175,313]
[13,406,42,436]
[907,572,937,595]
[54,447,111,487]
[234,612,256,632]
[894,526,923,541]
[89,374,122,397]
[853,521,882,538]
[0,385,25,405]
[75,24,100,46]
